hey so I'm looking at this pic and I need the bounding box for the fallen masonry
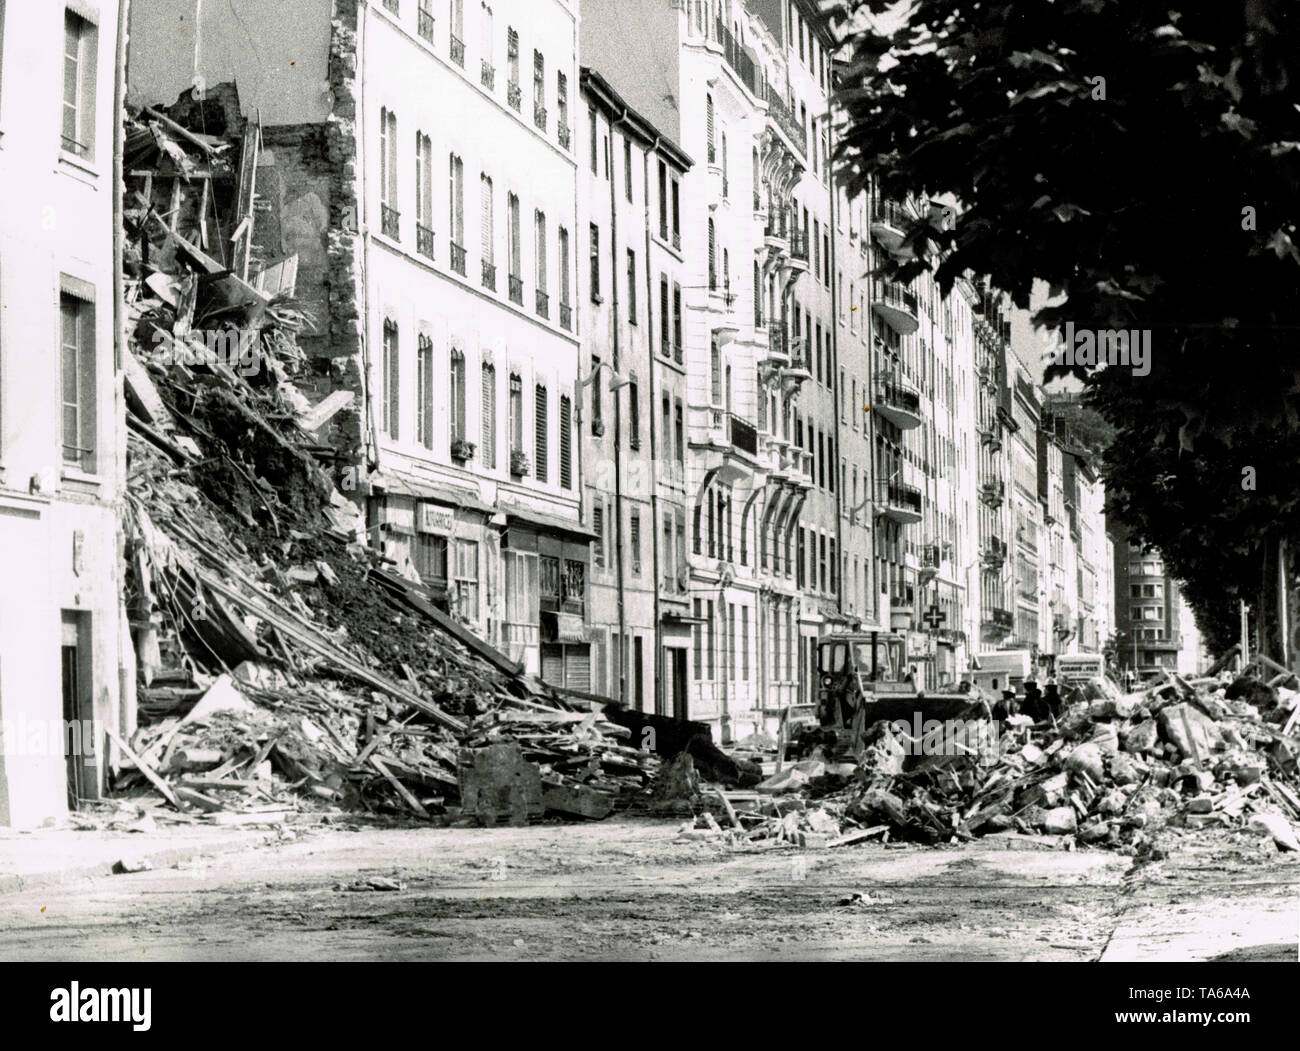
[672,672,1300,854]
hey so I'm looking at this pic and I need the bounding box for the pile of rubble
[679,671,1300,853]
[114,90,656,827]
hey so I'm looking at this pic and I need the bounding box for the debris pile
[681,671,1300,853]
[116,89,656,825]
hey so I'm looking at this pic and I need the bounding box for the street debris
[673,670,1300,855]
[114,88,660,828]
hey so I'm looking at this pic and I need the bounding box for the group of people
[960,676,1064,722]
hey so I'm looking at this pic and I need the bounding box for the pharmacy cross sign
[922,605,946,631]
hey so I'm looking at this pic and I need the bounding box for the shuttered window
[417,334,434,448]
[480,173,494,263]
[593,502,605,569]
[481,362,496,467]
[706,93,715,163]
[449,347,467,440]
[559,394,572,489]
[534,383,548,482]
[382,318,399,438]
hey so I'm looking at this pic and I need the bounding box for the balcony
[872,379,923,430]
[560,302,572,332]
[981,537,1008,568]
[870,198,913,257]
[871,280,920,335]
[508,81,522,111]
[417,8,435,43]
[481,259,497,291]
[788,230,809,268]
[509,274,524,306]
[382,0,399,12]
[534,102,547,133]
[481,61,495,90]
[764,209,789,248]
[450,241,466,277]
[536,288,550,319]
[729,414,758,457]
[380,204,400,240]
[765,328,790,367]
[416,224,435,261]
[878,481,923,525]
[988,607,1015,631]
[558,121,571,150]
[449,34,465,68]
[715,19,758,95]
[765,90,805,156]
[979,479,1006,508]
[978,422,1002,450]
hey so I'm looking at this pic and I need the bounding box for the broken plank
[104,724,185,812]
[371,757,429,817]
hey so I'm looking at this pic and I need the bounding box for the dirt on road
[0,818,1295,961]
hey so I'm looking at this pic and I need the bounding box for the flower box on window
[510,449,531,476]
[451,437,476,462]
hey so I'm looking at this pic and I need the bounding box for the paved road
[0,818,1294,961]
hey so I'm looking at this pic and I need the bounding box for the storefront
[501,509,595,687]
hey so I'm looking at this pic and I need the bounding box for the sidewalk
[0,822,287,894]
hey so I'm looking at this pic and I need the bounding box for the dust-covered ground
[0,818,1295,961]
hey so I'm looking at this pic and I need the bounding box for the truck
[1054,652,1106,688]
[970,650,1034,696]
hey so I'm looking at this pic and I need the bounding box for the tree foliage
[830,0,1300,655]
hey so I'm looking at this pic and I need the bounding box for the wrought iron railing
[380,204,400,240]
[450,241,467,276]
[509,274,524,305]
[481,259,497,290]
[416,224,434,260]
[449,34,465,67]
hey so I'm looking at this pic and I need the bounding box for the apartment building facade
[0,0,130,826]
[578,68,694,716]
[1111,525,1187,681]
[130,0,592,683]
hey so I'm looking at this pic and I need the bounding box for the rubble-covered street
[0,820,1294,962]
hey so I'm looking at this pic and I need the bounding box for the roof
[580,67,694,173]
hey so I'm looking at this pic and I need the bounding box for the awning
[554,612,587,643]
[501,504,598,541]
[375,470,494,516]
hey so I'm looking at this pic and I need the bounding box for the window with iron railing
[418,0,435,42]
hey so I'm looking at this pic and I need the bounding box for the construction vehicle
[783,631,919,758]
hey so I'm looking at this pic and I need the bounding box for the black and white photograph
[0,0,1295,1024]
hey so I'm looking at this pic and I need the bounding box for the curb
[0,830,285,895]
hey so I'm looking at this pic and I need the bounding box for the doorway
[60,612,93,810]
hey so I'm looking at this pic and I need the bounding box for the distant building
[1111,525,1187,680]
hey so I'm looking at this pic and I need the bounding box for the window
[62,10,98,160]
[481,362,496,467]
[479,2,493,72]
[59,288,96,471]
[626,249,636,324]
[418,0,435,42]
[630,511,642,575]
[533,48,544,108]
[590,353,603,434]
[448,153,465,262]
[624,137,633,202]
[509,372,523,452]
[558,226,571,310]
[588,104,598,172]
[753,261,762,327]
[479,173,495,278]
[417,334,434,448]
[706,93,715,164]
[659,274,670,355]
[693,599,703,680]
[658,161,668,239]
[449,347,466,441]
[720,131,728,198]
[455,540,479,621]
[416,534,448,587]
[708,219,716,290]
[415,132,433,255]
[593,501,606,569]
[449,0,464,56]
[674,398,684,463]
[559,394,572,489]
[534,383,548,482]
[628,376,640,449]
[741,605,750,680]
[671,179,680,245]
[672,282,682,358]
[381,318,399,438]
[589,223,601,301]
[507,193,521,296]
[379,108,398,238]
[557,71,569,142]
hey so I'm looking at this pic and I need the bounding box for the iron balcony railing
[882,481,923,515]
[990,608,1015,630]
[481,259,497,290]
[765,90,805,154]
[874,279,918,316]
[416,224,435,260]
[876,379,921,417]
[559,302,573,332]
[507,81,522,111]
[450,241,467,276]
[535,288,550,319]
[481,61,495,90]
[728,414,758,456]
[509,274,524,305]
[558,121,571,150]
[715,19,757,94]
[417,9,435,43]
[788,230,809,262]
[764,209,789,241]
[380,204,400,240]
[768,328,788,360]
[449,34,465,67]
[534,103,547,132]
[873,197,909,230]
